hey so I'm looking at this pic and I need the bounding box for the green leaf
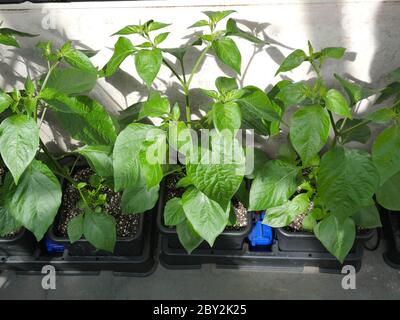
[139,139,165,190]
[46,67,97,95]
[213,101,241,132]
[372,125,400,185]
[203,10,236,24]
[121,177,159,214]
[176,220,204,253]
[212,37,241,74]
[334,74,375,106]
[275,49,307,75]
[146,21,171,32]
[182,188,229,247]
[83,210,116,252]
[324,89,352,118]
[351,205,381,229]
[76,145,113,178]
[135,48,162,87]
[0,115,39,184]
[24,78,35,96]
[337,119,371,144]
[67,214,84,243]
[225,18,263,44]
[376,171,400,210]
[186,132,245,208]
[113,123,158,191]
[0,27,38,38]
[113,24,142,35]
[249,160,299,211]
[154,32,170,45]
[168,120,193,157]
[237,86,281,122]
[103,37,135,77]
[189,20,210,28]
[164,197,185,226]
[320,47,346,60]
[314,215,355,263]
[365,108,396,123]
[388,67,400,82]
[375,82,400,104]
[62,44,97,74]
[318,148,380,217]
[40,89,117,146]
[10,160,62,240]
[0,34,19,47]
[0,90,13,113]
[215,76,238,94]
[276,82,309,107]
[0,174,22,236]
[263,193,309,227]
[290,105,330,165]
[139,91,170,118]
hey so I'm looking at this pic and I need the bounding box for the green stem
[187,46,211,89]
[340,119,371,135]
[162,58,185,87]
[35,61,59,122]
[328,110,339,149]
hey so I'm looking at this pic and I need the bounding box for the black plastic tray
[380,208,400,269]
[48,214,145,257]
[159,235,365,274]
[157,184,252,251]
[0,229,37,257]
[276,227,375,253]
[0,212,157,276]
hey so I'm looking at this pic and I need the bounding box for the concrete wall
[0,0,399,153]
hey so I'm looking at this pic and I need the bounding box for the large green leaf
[318,148,380,217]
[334,74,375,106]
[204,10,236,24]
[121,176,159,214]
[76,145,113,178]
[249,160,299,211]
[186,132,245,208]
[372,125,400,185]
[0,114,39,184]
[262,193,309,227]
[351,205,382,229]
[62,43,97,74]
[215,76,238,94]
[40,89,117,145]
[275,49,307,75]
[237,86,281,122]
[83,210,116,252]
[0,90,13,113]
[10,160,62,240]
[376,171,400,210]
[320,47,346,60]
[67,214,84,243]
[103,37,135,77]
[365,108,397,123]
[164,197,186,226]
[0,174,22,236]
[213,101,241,132]
[113,123,160,191]
[182,188,229,247]
[139,91,170,118]
[0,34,19,47]
[46,67,97,95]
[290,105,330,165]
[324,89,352,118]
[176,219,204,254]
[314,215,355,263]
[276,82,309,107]
[212,37,241,74]
[135,48,162,87]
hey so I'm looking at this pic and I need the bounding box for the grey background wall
[0,0,399,155]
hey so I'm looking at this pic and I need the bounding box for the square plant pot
[157,184,252,251]
[0,229,37,257]
[275,227,375,253]
[380,208,400,269]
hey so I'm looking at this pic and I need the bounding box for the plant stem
[340,119,371,135]
[35,61,59,122]
[162,58,185,87]
[38,107,47,130]
[187,46,210,89]
[328,110,339,149]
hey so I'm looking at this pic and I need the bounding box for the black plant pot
[275,228,374,253]
[0,229,37,257]
[380,208,400,269]
[157,185,252,251]
[47,214,145,257]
